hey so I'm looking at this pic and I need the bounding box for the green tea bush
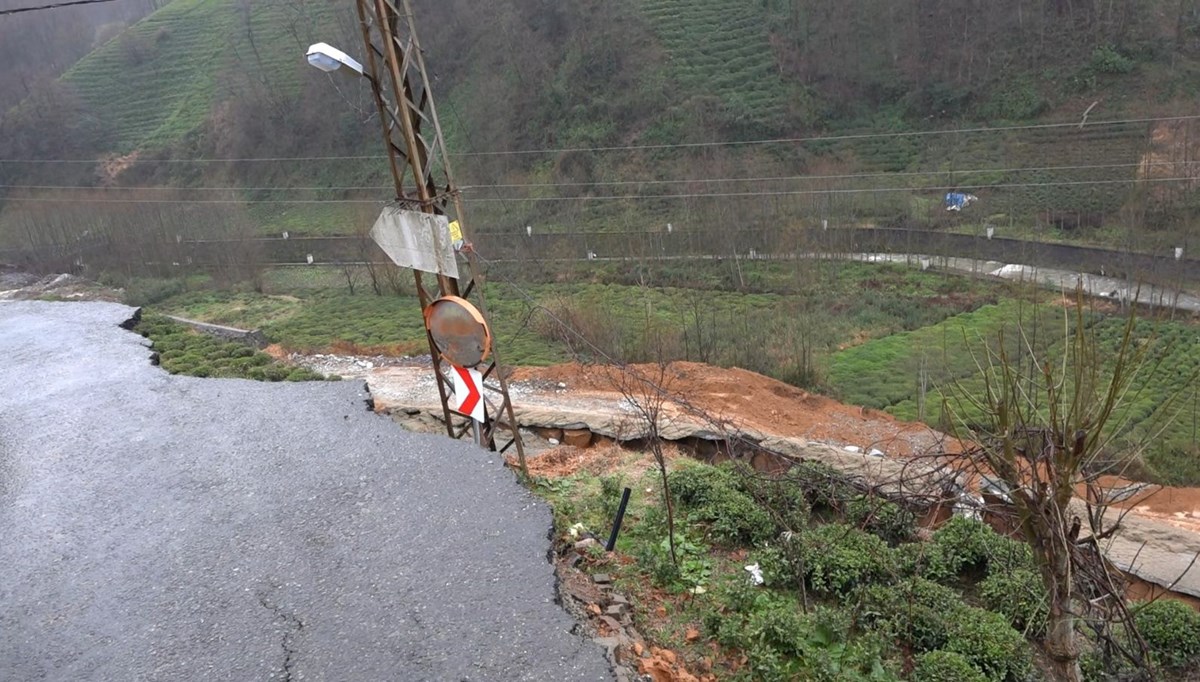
[847,495,916,546]
[944,608,1033,681]
[923,517,1000,583]
[704,585,898,682]
[980,567,1048,637]
[1134,599,1200,670]
[669,463,775,545]
[857,577,961,652]
[802,628,900,682]
[704,587,808,680]
[788,460,856,515]
[137,314,325,382]
[911,651,987,682]
[796,523,896,596]
[984,533,1037,572]
[737,467,811,533]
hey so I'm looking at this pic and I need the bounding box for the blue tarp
[945,192,977,211]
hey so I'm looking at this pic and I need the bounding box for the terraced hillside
[637,0,796,136]
[821,122,1152,220]
[61,0,336,153]
[1,0,1196,249]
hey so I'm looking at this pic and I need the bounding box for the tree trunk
[1045,605,1083,682]
[1043,545,1083,682]
[656,442,677,565]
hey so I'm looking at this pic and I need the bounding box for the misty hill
[1,0,1198,246]
[0,0,163,114]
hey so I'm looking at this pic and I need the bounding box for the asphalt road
[0,301,611,681]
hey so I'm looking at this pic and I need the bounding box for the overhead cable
[1,114,1197,163]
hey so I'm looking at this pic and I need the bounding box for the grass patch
[150,260,1007,379]
[829,301,1200,484]
[134,312,327,381]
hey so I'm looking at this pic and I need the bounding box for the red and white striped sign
[451,366,485,422]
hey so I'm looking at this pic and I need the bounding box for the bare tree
[608,362,679,564]
[941,292,1184,682]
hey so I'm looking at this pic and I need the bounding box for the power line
[460,161,1178,190]
[462,176,1198,202]
[2,176,1193,205]
[0,0,120,16]
[0,197,384,204]
[0,161,1185,193]
[0,154,384,165]
[0,183,393,192]
[1,114,1195,164]
[450,115,1200,157]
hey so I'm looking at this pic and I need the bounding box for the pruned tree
[941,291,1190,682]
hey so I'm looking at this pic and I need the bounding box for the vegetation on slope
[134,311,327,381]
[828,301,1200,484]
[531,456,1200,681]
[3,0,1199,247]
[147,259,1007,380]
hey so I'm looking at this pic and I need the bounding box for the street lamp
[305,42,364,77]
[302,15,527,463]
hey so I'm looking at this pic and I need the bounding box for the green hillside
[828,301,1200,484]
[639,0,797,136]
[59,0,335,153]
[1,0,1198,246]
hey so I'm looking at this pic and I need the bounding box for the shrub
[1090,45,1135,74]
[802,627,900,682]
[944,608,1032,681]
[705,590,808,681]
[136,314,323,383]
[704,588,898,682]
[857,577,961,652]
[124,277,187,307]
[670,463,775,545]
[285,368,323,381]
[912,651,987,682]
[984,534,1037,573]
[847,494,916,545]
[980,568,1048,637]
[977,78,1045,121]
[796,523,896,596]
[635,531,711,592]
[788,460,855,514]
[1134,599,1200,670]
[923,516,999,582]
[737,467,811,533]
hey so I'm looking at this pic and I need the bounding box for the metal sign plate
[369,206,459,278]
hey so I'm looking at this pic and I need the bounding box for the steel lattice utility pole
[354,0,525,468]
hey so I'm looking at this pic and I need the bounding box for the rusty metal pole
[349,0,525,466]
[370,0,457,298]
[397,0,526,470]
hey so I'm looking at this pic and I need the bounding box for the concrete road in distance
[0,301,611,681]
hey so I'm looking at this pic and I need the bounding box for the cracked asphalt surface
[0,301,612,681]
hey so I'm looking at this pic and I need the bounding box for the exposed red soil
[513,362,1200,533]
[1087,476,1200,534]
[515,444,625,478]
[512,361,955,457]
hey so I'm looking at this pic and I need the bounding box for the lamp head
[305,43,364,77]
